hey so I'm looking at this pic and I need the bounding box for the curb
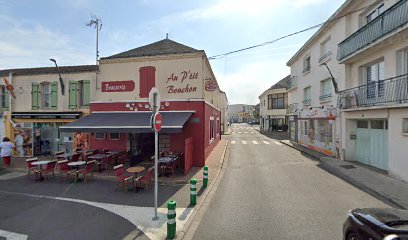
[280,140,407,210]
[176,141,230,240]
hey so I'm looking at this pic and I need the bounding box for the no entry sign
[153,112,162,132]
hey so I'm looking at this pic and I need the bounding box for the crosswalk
[230,140,283,145]
[232,132,255,134]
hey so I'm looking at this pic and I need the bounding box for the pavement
[281,140,408,210]
[0,139,228,240]
[191,123,389,240]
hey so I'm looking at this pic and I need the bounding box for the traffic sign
[149,87,161,112]
[153,112,162,132]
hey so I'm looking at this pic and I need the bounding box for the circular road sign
[153,112,162,132]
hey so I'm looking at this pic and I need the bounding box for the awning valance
[59,111,194,133]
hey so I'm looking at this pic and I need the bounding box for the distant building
[258,75,290,132]
[228,104,255,123]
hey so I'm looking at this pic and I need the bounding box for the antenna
[87,14,102,65]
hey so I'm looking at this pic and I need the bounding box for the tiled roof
[270,75,290,90]
[102,38,203,60]
[0,65,98,77]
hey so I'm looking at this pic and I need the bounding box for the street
[193,123,389,240]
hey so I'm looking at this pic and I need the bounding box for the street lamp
[50,58,65,95]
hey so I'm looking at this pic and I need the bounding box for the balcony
[338,0,408,61]
[319,93,333,103]
[287,76,298,91]
[286,103,298,114]
[338,74,408,109]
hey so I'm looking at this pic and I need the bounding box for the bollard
[203,166,208,187]
[167,200,176,239]
[190,178,197,205]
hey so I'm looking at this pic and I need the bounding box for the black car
[344,208,408,240]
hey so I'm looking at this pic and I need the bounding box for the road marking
[238,132,242,134]
[244,132,248,134]
[250,132,254,134]
[242,141,247,144]
[252,141,259,144]
[273,141,283,146]
[263,141,270,144]
[0,230,28,240]
[232,132,235,134]
[231,141,236,144]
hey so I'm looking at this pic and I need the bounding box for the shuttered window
[139,66,156,98]
[31,82,40,110]
[51,81,58,110]
[1,86,9,109]
[82,80,90,107]
[69,81,77,109]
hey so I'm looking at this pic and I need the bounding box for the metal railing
[337,74,408,109]
[302,99,312,105]
[319,93,333,102]
[338,0,408,61]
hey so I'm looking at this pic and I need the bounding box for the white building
[259,75,290,132]
[228,104,254,123]
[219,90,229,133]
[336,0,408,181]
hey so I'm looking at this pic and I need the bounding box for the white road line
[238,132,242,134]
[232,132,236,134]
[0,230,28,240]
[273,141,283,146]
[263,141,270,144]
[250,132,254,134]
[242,140,247,144]
[231,141,236,144]
[244,132,248,134]
[252,141,259,144]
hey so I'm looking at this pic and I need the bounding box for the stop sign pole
[149,88,160,221]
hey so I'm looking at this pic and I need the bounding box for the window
[273,94,285,109]
[77,80,90,107]
[263,99,266,106]
[139,66,156,98]
[303,86,311,105]
[95,133,105,140]
[365,60,384,98]
[109,133,120,140]
[209,117,215,142]
[371,120,387,129]
[216,118,220,136]
[42,82,51,109]
[320,79,332,102]
[319,37,331,62]
[404,50,408,75]
[267,95,273,109]
[357,120,368,128]
[403,119,408,134]
[303,55,311,73]
[317,119,332,143]
[0,86,9,109]
[366,4,385,24]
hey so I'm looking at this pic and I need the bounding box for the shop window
[95,133,105,140]
[0,85,9,109]
[357,120,368,128]
[317,120,332,143]
[403,119,408,134]
[109,132,120,140]
[139,66,156,98]
[209,117,215,142]
[77,80,90,107]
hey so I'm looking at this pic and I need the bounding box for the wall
[11,71,96,112]
[97,54,206,102]
[387,108,408,181]
[89,133,128,151]
[204,102,221,162]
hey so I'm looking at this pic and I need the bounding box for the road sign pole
[153,91,159,221]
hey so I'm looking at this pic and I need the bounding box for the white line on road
[242,141,247,144]
[252,141,259,144]
[263,141,270,145]
[273,141,283,146]
[238,132,242,134]
[232,132,236,134]
[231,141,236,144]
[250,132,254,134]
[244,132,248,134]
[0,230,28,240]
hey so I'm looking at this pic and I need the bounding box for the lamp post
[50,59,65,95]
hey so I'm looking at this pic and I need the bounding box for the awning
[59,111,194,133]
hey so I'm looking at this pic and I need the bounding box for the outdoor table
[158,157,176,176]
[31,160,51,181]
[127,166,145,192]
[68,161,86,182]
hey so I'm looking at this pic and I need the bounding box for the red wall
[89,133,128,152]
[89,100,220,168]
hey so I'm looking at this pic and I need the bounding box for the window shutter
[4,88,9,109]
[31,82,39,110]
[51,81,58,110]
[69,81,77,109]
[147,66,156,93]
[139,66,156,98]
[82,80,90,107]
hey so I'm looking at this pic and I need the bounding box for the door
[355,120,388,170]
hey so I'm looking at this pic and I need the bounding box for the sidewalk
[281,140,408,209]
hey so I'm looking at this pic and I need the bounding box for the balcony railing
[337,74,408,109]
[302,99,312,105]
[338,0,408,61]
[319,93,333,102]
[287,76,298,90]
[286,103,298,114]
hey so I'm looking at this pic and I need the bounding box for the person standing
[0,137,15,168]
[15,131,24,157]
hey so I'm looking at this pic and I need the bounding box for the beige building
[219,90,229,134]
[258,75,290,132]
[0,65,97,156]
[337,0,408,181]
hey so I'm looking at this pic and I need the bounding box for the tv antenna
[87,14,102,65]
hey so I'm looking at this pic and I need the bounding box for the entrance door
[355,120,388,170]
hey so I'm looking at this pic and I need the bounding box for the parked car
[343,208,408,240]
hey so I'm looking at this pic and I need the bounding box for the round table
[68,161,86,182]
[127,166,145,192]
[31,161,51,181]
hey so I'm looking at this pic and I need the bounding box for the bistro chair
[114,164,134,192]
[164,159,176,177]
[57,160,75,182]
[26,158,38,177]
[78,160,96,183]
[84,152,94,162]
[135,167,154,191]
[71,153,81,162]
[37,161,57,180]
[117,154,127,165]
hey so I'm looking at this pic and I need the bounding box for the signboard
[205,78,218,91]
[12,112,81,119]
[101,80,135,92]
[153,113,162,132]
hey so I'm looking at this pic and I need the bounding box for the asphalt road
[193,123,389,240]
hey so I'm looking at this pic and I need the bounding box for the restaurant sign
[102,80,135,92]
[205,78,218,92]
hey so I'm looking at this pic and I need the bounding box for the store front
[288,115,298,142]
[297,107,336,156]
[11,112,82,157]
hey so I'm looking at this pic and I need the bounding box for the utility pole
[86,14,102,65]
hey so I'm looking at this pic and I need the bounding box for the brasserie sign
[102,80,135,92]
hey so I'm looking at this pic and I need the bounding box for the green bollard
[167,200,176,239]
[190,178,197,205]
[203,166,208,187]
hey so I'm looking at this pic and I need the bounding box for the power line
[208,1,386,60]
